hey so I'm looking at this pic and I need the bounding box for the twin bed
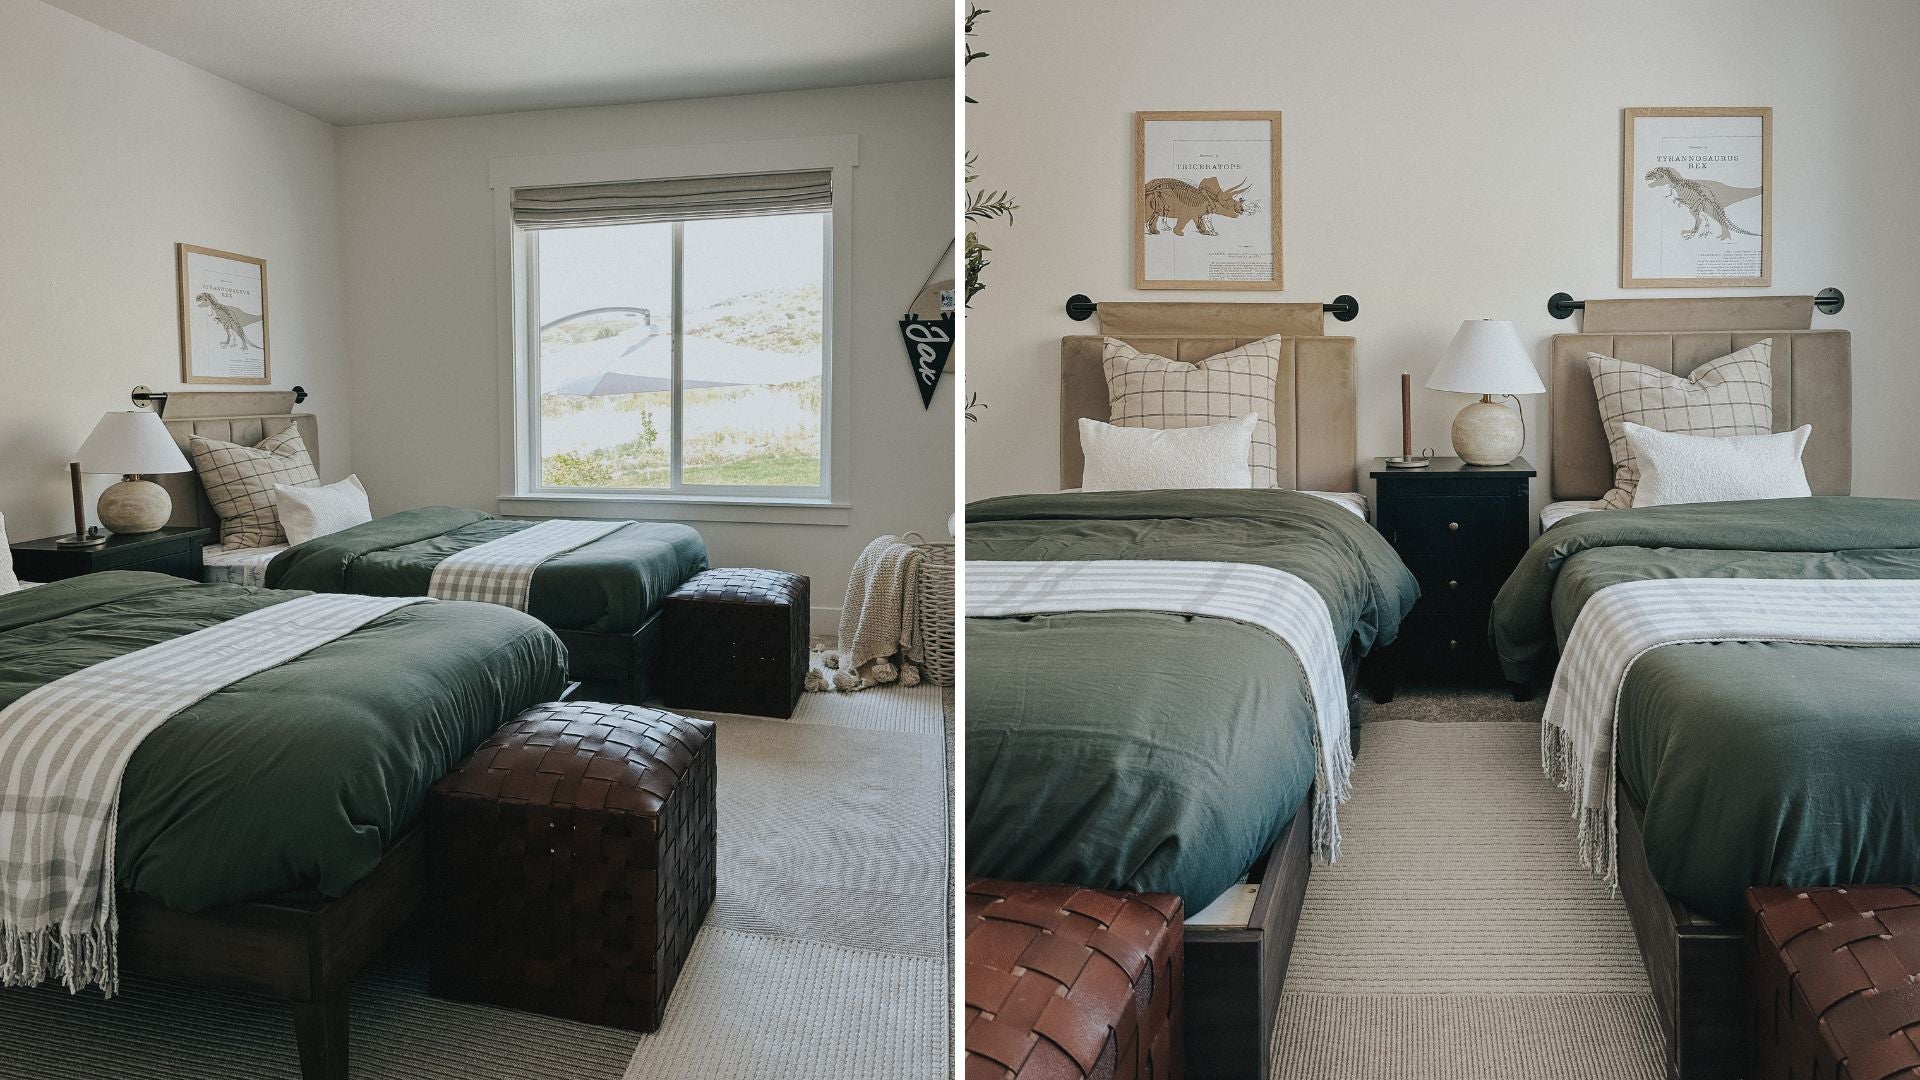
[965,296,1913,1080]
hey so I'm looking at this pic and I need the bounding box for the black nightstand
[10,526,212,584]
[1368,456,1534,701]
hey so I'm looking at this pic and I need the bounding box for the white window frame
[489,135,856,525]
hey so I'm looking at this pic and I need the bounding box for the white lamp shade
[75,411,191,475]
[1425,320,1545,396]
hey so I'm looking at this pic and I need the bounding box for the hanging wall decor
[178,244,270,384]
[900,243,956,408]
[1621,107,1771,288]
[1136,111,1283,290]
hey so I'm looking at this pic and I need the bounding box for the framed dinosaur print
[1622,107,1771,288]
[177,243,271,384]
[1135,111,1282,290]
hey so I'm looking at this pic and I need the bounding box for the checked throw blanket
[0,592,427,995]
[427,519,629,611]
[1542,577,1920,888]
[966,559,1354,860]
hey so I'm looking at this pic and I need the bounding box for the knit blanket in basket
[837,535,926,675]
[1542,576,1920,888]
[966,558,1354,861]
[0,592,428,995]
[427,519,629,611]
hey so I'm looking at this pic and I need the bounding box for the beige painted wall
[0,0,349,540]
[963,0,1920,513]
[337,79,955,620]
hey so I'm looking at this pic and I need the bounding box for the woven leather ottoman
[661,567,808,718]
[426,701,717,1032]
[966,879,1184,1080]
[1749,885,1920,1080]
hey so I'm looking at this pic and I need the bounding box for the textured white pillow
[0,512,18,593]
[274,474,373,546]
[1623,422,1812,508]
[1079,415,1256,491]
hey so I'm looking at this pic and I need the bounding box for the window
[496,144,852,514]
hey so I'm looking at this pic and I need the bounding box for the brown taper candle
[68,461,87,539]
[1401,373,1412,458]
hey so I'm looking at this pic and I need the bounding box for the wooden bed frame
[1616,785,1745,1080]
[556,611,662,704]
[118,828,427,1080]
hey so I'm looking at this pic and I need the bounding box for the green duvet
[1491,497,1920,922]
[966,490,1417,909]
[264,507,708,634]
[0,572,567,912]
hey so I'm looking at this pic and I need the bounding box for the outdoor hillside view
[534,213,826,490]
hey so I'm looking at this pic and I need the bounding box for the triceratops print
[1143,175,1257,237]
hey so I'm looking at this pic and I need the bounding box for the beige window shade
[511,169,832,228]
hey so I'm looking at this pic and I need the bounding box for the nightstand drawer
[1394,612,1498,676]
[1403,556,1509,614]
[1387,496,1523,557]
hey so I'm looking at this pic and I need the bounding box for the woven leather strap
[1750,885,1920,1080]
[668,566,808,606]
[434,701,713,814]
[965,879,1183,1080]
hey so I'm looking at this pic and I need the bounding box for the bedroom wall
[336,79,954,625]
[963,0,1920,513]
[0,0,349,540]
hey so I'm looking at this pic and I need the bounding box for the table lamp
[62,410,192,544]
[1424,320,1545,466]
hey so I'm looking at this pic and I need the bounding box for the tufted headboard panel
[150,391,318,541]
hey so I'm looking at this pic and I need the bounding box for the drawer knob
[1447,579,1459,590]
[1448,639,1460,650]
[1448,521,1460,531]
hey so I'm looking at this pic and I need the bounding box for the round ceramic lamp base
[97,478,173,534]
[1450,397,1524,466]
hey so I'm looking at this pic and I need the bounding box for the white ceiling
[42,0,953,126]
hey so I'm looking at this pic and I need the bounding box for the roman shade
[511,169,833,228]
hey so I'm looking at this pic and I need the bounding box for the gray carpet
[1271,710,1664,1079]
[0,685,953,1080]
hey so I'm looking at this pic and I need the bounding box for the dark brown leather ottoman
[966,879,1184,1080]
[661,567,808,718]
[1749,885,1920,1080]
[427,701,717,1031]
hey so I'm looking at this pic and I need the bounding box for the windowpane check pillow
[1102,334,1282,487]
[189,426,319,547]
[1587,339,1774,509]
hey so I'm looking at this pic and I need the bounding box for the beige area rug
[1271,715,1664,1079]
[0,684,952,1080]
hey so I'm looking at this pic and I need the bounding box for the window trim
[489,135,856,518]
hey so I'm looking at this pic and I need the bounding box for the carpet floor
[0,684,953,1080]
[1271,702,1665,1078]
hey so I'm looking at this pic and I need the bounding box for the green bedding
[0,572,567,912]
[1490,497,1920,921]
[965,489,1418,909]
[264,506,708,633]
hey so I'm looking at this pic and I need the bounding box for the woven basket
[913,540,955,687]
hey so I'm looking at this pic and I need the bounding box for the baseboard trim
[810,605,840,642]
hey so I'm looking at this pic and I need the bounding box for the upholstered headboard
[151,390,318,540]
[1549,297,1850,500]
[1059,301,1357,491]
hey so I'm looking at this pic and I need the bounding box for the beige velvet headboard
[1060,301,1357,491]
[151,390,318,540]
[1549,297,1850,500]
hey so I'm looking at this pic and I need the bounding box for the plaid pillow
[1587,340,1773,509]
[189,426,319,547]
[1102,334,1282,487]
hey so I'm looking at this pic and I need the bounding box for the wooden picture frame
[1622,107,1771,288]
[178,243,271,384]
[1135,111,1283,291]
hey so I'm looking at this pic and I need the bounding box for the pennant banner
[900,315,954,409]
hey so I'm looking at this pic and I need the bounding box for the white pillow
[1079,414,1256,491]
[1623,422,1812,508]
[273,474,373,546]
[0,512,18,593]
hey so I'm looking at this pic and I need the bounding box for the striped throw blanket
[966,559,1354,860]
[427,519,629,611]
[1543,577,1920,887]
[0,592,428,995]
